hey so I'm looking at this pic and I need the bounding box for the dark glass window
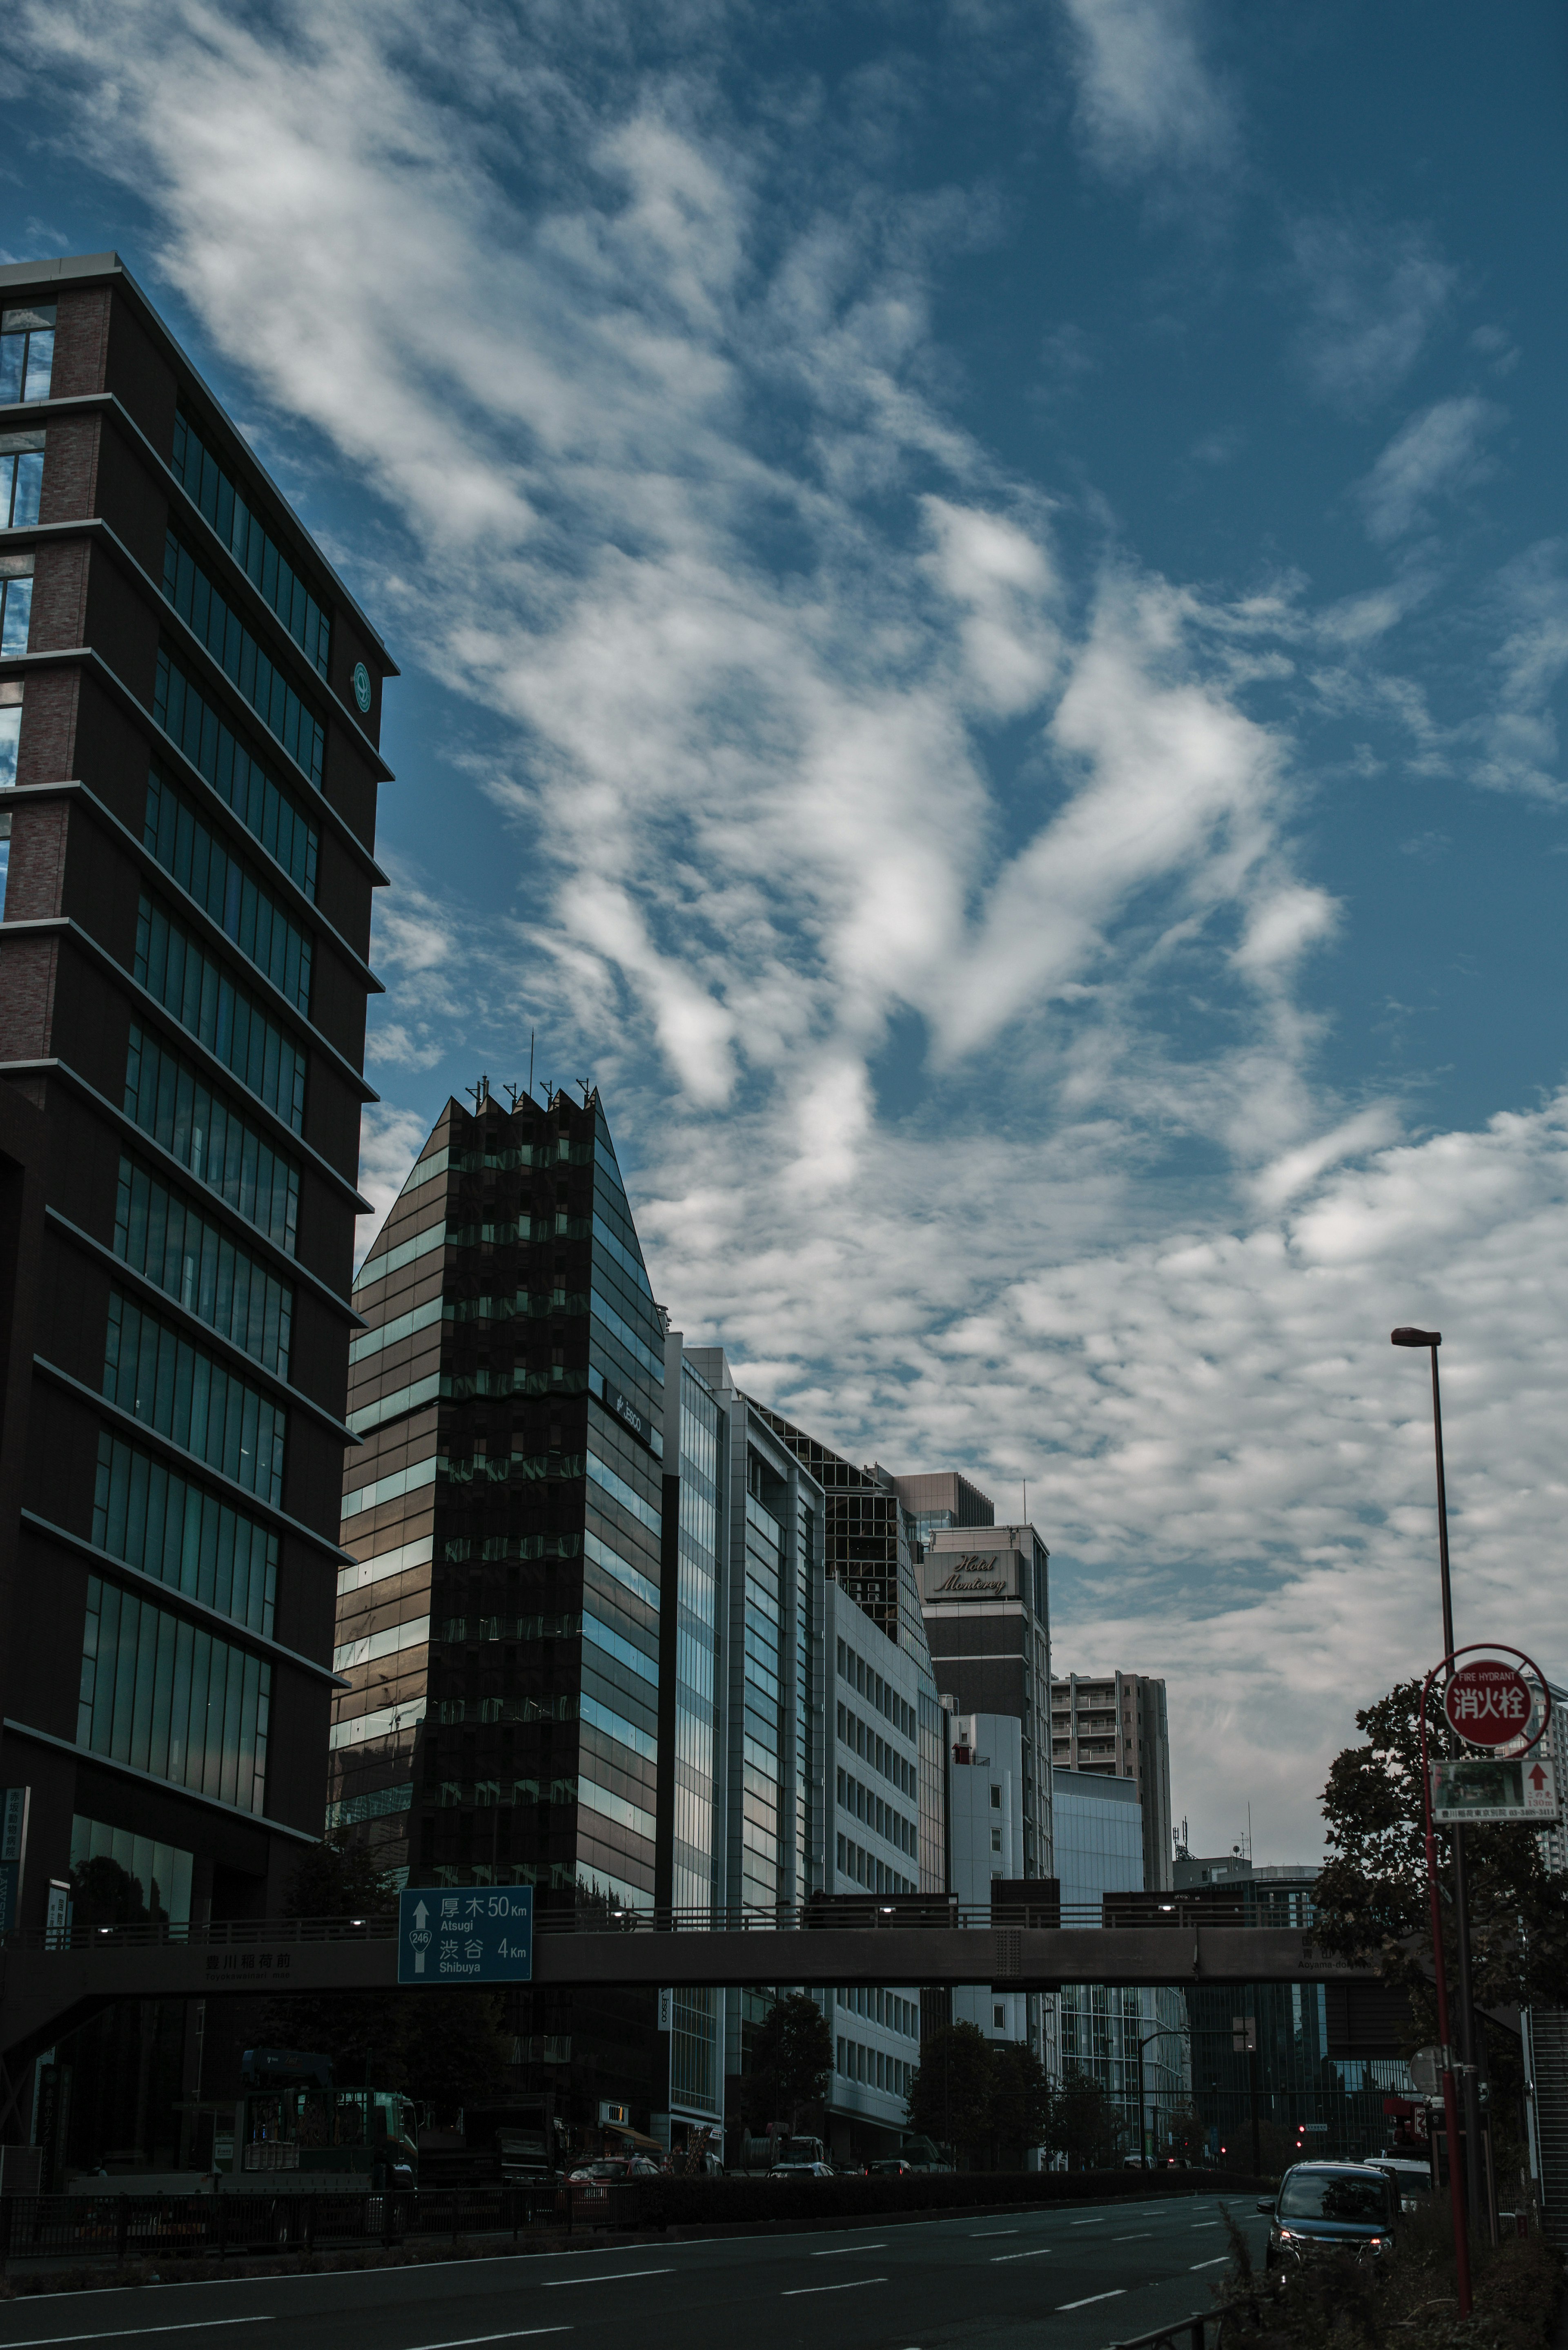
[0,553,31,654]
[0,305,54,404]
[103,1286,287,1506]
[171,409,330,677]
[0,684,18,790]
[162,533,325,787]
[93,1429,277,1635]
[115,1153,294,1376]
[154,649,318,901]
[78,1573,270,1814]
[0,433,43,527]
[144,769,313,1014]
[134,894,307,1133]
[124,1025,300,1255]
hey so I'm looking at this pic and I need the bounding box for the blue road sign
[398,1885,533,1984]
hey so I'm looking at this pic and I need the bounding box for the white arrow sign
[408,1897,433,1974]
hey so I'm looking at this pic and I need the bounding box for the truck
[215,2049,418,2191]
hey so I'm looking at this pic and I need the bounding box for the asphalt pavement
[0,2189,1268,2350]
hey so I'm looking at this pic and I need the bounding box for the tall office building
[332,1084,668,2134]
[754,1420,947,1893]
[916,1517,1054,1882]
[947,1710,1032,2051]
[1051,1670,1174,1893]
[0,252,392,2165]
[1053,1766,1190,2156]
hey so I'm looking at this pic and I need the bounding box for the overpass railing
[0,1893,1323,1954]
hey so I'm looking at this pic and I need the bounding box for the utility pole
[1391,1328,1492,2247]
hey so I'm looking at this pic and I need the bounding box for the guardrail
[0,1895,1323,1954]
[1109,2317,1222,2350]
[0,2185,560,2271]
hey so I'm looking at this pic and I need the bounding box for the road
[0,2189,1266,2350]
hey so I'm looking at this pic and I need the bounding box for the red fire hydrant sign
[1443,1660,1534,1747]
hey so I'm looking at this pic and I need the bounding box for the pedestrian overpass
[0,1898,1376,2096]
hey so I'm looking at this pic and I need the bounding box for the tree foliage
[905,2024,1058,2169]
[748,1991,835,2131]
[1046,2066,1124,2170]
[1312,1678,1568,2029]
[258,1839,510,2115]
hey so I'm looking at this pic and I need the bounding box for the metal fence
[0,1894,1320,1954]
[0,2186,562,2270]
[1110,2317,1223,2350]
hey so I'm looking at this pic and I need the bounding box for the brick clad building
[0,250,394,2154]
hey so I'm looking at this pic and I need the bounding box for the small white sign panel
[1430,1753,1558,1824]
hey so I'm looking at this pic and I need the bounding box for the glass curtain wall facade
[681,1354,827,2158]
[657,1340,727,2139]
[331,1084,669,2145]
[1053,1764,1191,2156]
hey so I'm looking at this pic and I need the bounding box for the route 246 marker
[398,1885,533,1984]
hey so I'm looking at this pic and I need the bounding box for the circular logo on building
[352,660,372,713]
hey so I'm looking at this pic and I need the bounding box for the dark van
[1258,2162,1397,2268]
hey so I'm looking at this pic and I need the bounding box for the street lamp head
[1391,1327,1441,1348]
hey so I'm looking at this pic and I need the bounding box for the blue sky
[5,0,1566,1855]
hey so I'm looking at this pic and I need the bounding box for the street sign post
[397,1886,533,1984]
[1430,1754,1558,1825]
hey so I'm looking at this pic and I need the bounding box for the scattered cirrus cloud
[1287,214,1458,413]
[1055,0,1238,183]
[9,0,1564,1852]
[1357,395,1505,545]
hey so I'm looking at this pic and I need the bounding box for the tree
[988,2039,1053,2169]
[748,1992,834,2134]
[258,1835,408,2084]
[402,1989,513,2115]
[1047,2067,1124,2170]
[905,2022,995,2167]
[283,1834,397,1920]
[1312,1679,1568,2031]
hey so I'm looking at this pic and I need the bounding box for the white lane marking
[971,2229,1019,2237]
[1191,2221,1221,2228]
[1191,2257,1229,2271]
[991,2248,1054,2263]
[782,2278,888,2297]
[543,2269,673,2288]
[1057,2290,1126,2310]
[1113,2232,1154,2241]
[1,2325,274,2346]
[402,2334,569,2349]
[1069,2217,1107,2225]
[813,2243,887,2256]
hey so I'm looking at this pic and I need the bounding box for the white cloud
[1358,396,1504,544]
[355,1101,439,1264]
[1474,540,1568,801]
[1288,216,1457,412]
[17,0,1563,1857]
[1056,0,1236,181]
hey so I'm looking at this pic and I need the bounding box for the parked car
[869,2156,920,2176]
[566,2156,661,2182]
[768,2159,833,2178]
[1361,2156,1432,2212]
[1259,2163,1398,2269]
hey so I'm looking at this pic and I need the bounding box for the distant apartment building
[1051,1670,1173,1893]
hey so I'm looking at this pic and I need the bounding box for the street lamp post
[1390,1327,1490,2249]
[1133,2027,1189,2168]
